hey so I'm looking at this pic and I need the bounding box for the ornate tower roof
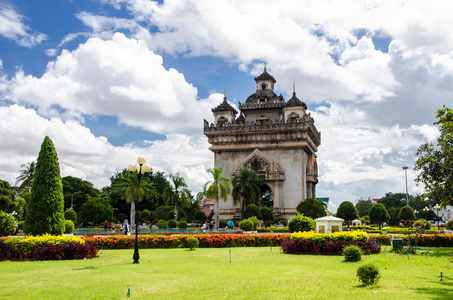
[212,92,238,114]
[254,64,276,83]
[286,84,307,109]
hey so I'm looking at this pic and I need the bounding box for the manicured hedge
[0,235,98,261]
[281,238,381,255]
[82,233,291,249]
[291,230,369,242]
[369,235,392,246]
[402,234,453,247]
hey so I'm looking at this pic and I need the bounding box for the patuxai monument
[204,66,321,220]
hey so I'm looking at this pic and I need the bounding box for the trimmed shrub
[218,219,228,228]
[281,238,380,256]
[167,219,177,229]
[244,204,262,219]
[117,213,127,223]
[0,211,16,236]
[64,209,77,221]
[64,220,75,234]
[357,264,380,286]
[343,245,362,262]
[156,220,167,229]
[194,210,207,223]
[167,210,186,221]
[288,213,315,233]
[446,220,453,230]
[261,207,274,227]
[178,220,188,229]
[141,209,151,223]
[239,219,254,231]
[25,136,65,235]
[187,237,199,250]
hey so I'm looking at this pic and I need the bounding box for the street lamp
[434,204,441,228]
[70,191,81,210]
[402,166,409,206]
[423,206,429,220]
[128,156,151,264]
[414,209,418,218]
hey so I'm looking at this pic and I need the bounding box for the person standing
[124,219,129,235]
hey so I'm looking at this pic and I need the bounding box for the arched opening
[261,184,273,208]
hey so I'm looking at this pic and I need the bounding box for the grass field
[1,246,452,299]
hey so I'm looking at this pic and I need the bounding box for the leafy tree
[0,211,16,236]
[154,205,172,220]
[204,167,231,230]
[378,193,409,210]
[368,203,390,230]
[336,201,359,227]
[397,206,416,221]
[261,206,274,227]
[415,106,453,206]
[64,209,77,221]
[78,197,113,225]
[0,179,15,212]
[15,161,35,190]
[261,189,274,208]
[296,197,326,220]
[232,168,263,219]
[244,204,262,219]
[24,136,65,235]
[355,198,373,217]
[387,207,401,226]
[194,210,207,223]
[62,176,100,212]
[164,173,190,222]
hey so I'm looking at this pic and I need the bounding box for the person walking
[124,219,129,235]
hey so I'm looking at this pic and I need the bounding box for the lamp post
[434,204,441,229]
[70,191,81,210]
[423,206,429,221]
[414,209,418,219]
[128,156,151,264]
[402,166,409,206]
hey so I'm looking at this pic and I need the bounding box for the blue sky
[1,0,452,211]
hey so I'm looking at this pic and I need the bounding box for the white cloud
[0,2,47,47]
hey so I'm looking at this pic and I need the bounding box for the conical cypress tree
[24,136,65,235]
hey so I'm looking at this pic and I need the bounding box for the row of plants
[0,235,98,261]
[82,233,291,249]
[281,238,381,255]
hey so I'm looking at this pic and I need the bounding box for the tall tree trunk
[130,201,135,229]
[214,194,219,230]
[174,195,178,221]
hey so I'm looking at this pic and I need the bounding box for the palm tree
[232,168,263,219]
[204,167,231,230]
[15,161,36,190]
[117,171,154,228]
[164,173,189,221]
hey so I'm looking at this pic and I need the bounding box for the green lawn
[1,246,452,299]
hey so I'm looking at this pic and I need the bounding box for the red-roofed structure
[201,199,215,216]
[372,198,381,202]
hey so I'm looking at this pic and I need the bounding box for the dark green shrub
[239,219,254,231]
[187,237,199,250]
[64,209,77,221]
[296,197,326,219]
[194,210,207,223]
[141,210,151,223]
[0,211,15,236]
[78,197,113,225]
[446,220,453,230]
[64,220,75,234]
[244,204,262,219]
[117,213,127,223]
[261,207,274,226]
[167,210,186,221]
[17,220,24,230]
[167,219,177,228]
[178,220,188,229]
[219,219,228,228]
[154,206,172,220]
[156,220,167,229]
[425,221,431,230]
[343,245,362,262]
[357,264,380,286]
[25,136,65,235]
[288,213,315,233]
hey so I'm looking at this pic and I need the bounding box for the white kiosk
[314,215,344,234]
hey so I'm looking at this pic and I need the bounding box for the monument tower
[203,66,321,220]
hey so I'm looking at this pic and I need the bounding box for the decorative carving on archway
[232,149,285,181]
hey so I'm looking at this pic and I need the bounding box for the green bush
[357,264,380,286]
[343,245,362,262]
[239,219,254,231]
[141,209,151,223]
[17,220,24,230]
[178,220,188,229]
[156,220,167,229]
[218,219,228,228]
[186,237,199,250]
[0,211,16,236]
[64,209,77,221]
[288,213,315,233]
[260,207,274,226]
[64,220,75,234]
[244,204,262,219]
[194,210,207,223]
[167,210,186,221]
[117,213,127,223]
[167,219,177,228]
[248,216,259,230]
[446,220,453,230]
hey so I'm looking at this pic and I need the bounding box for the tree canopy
[25,136,65,235]
[355,198,373,217]
[296,197,326,220]
[369,203,390,230]
[232,168,263,219]
[204,167,231,230]
[336,201,359,226]
[415,105,453,206]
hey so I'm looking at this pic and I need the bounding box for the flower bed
[281,238,381,255]
[0,235,98,261]
[82,233,291,249]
